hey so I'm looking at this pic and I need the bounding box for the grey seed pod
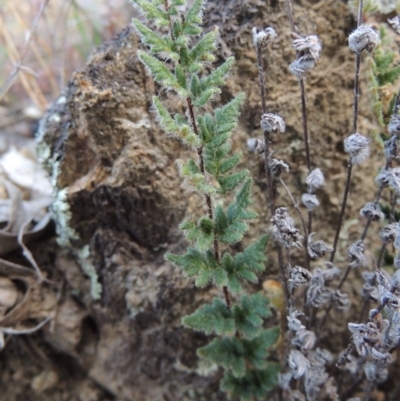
[394,252,400,270]
[252,26,277,48]
[344,133,371,164]
[388,16,400,35]
[360,202,384,222]
[247,138,265,154]
[392,269,400,288]
[332,290,350,311]
[271,207,304,249]
[388,114,400,136]
[389,167,400,194]
[348,24,379,54]
[291,33,322,61]
[379,223,397,243]
[301,193,319,211]
[384,135,400,161]
[260,113,285,133]
[306,168,324,193]
[288,265,313,290]
[289,349,310,379]
[289,55,315,79]
[269,158,289,177]
[381,291,400,311]
[364,361,388,384]
[292,329,316,352]
[347,240,366,268]
[306,278,332,307]
[362,283,379,302]
[321,263,341,282]
[375,169,391,187]
[278,372,292,390]
[362,271,377,285]
[307,233,333,260]
[287,310,306,331]
[394,222,400,250]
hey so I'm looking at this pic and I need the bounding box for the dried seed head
[380,223,397,243]
[306,273,333,308]
[301,193,319,211]
[384,135,400,161]
[289,349,310,379]
[389,167,400,194]
[395,252,400,270]
[348,24,379,54]
[362,282,379,302]
[287,310,306,331]
[292,329,316,352]
[332,290,350,311]
[347,240,366,268]
[289,55,316,79]
[252,26,278,48]
[291,33,322,60]
[271,207,304,249]
[269,158,289,177]
[247,138,265,154]
[260,113,285,133]
[307,233,333,260]
[381,291,400,311]
[306,168,324,193]
[364,361,388,384]
[360,202,384,222]
[376,169,391,187]
[278,372,292,390]
[362,271,377,285]
[388,16,400,35]
[348,320,390,360]
[388,113,400,135]
[288,265,313,290]
[344,133,371,164]
[394,222,400,250]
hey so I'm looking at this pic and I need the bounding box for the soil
[0,1,397,400]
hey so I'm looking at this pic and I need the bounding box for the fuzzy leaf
[219,153,242,175]
[185,0,203,25]
[152,96,179,132]
[215,205,228,233]
[131,0,169,26]
[183,298,235,336]
[175,64,187,89]
[214,93,245,135]
[219,220,249,244]
[207,132,230,149]
[198,337,246,378]
[152,97,201,148]
[189,28,218,63]
[201,57,235,88]
[165,247,207,277]
[221,362,280,401]
[192,87,221,107]
[233,294,272,338]
[132,19,174,55]
[234,235,268,273]
[176,159,217,194]
[218,170,248,194]
[138,51,188,96]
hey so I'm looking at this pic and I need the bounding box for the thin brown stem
[330,163,353,262]
[279,178,309,270]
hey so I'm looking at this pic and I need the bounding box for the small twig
[0,316,52,335]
